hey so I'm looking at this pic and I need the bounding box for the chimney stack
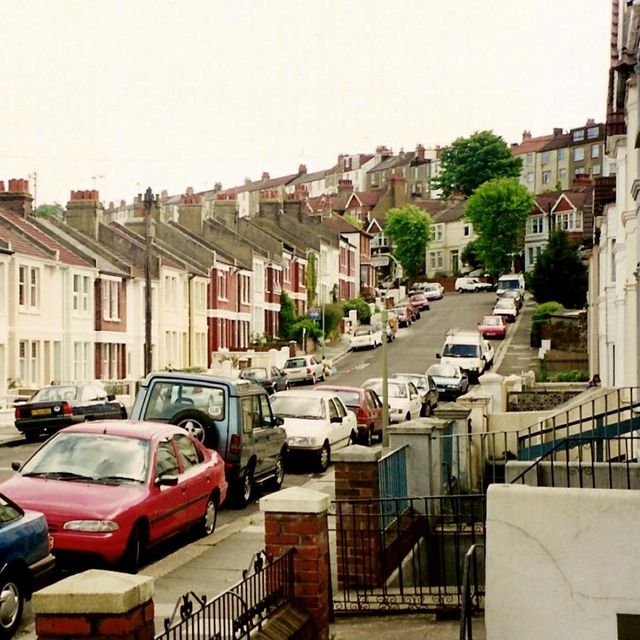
[522,130,532,141]
[0,178,33,218]
[338,179,353,194]
[66,188,104,239]
[416,144,425,162]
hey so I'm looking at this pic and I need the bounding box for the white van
[496,273,525,298]
[436,329,490,381]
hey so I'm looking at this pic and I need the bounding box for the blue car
[0,492,55,638]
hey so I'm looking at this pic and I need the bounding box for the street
[2,290,504,637]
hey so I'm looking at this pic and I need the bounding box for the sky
[1,0,611,208]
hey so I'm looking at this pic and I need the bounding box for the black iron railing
[331,495,485,615]
[459,544,485,640]
[155,549,295,640]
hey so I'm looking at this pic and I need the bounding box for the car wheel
[169,409,213,447]
[310,373,316,385]
[23,432,39,443]
[363,427,373,447]
[405,412,411,422]
[320,370,326,382]
[121,523,146,574]
[268,452,286,491]
[200,494,218,537]
[317,442,330,472]
[0,572,23,639]
[285,381,290,390]
[425,403,433,417]
[234,466,254,508]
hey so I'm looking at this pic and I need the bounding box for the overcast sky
[1,0,610,207]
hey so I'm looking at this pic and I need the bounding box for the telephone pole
[143,187,156,376]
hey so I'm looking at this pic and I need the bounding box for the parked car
[282,355,326,385]
[409,293,430,312]
[14,383,127,442]
[500,288,524,310]
[454,277,493,293]
[318,385,383,445]
[477,315,508,340]
[392,305,414,327]
[373,321,395,343]
[421,282,445,300]
[391,373,439,417]
[492,297,518,322]
[437,329,488,381]
[0,422,228,572]
[495,273,526,299]
[426,364,470,399]
[349,326,383,351]
[270,389,357,471]
[130,372,287,507]
[361,378,422,423]
[238,366,289,394]
[0,492,55,639]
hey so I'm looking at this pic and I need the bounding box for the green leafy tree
[34,203,64,218]
[306,252,317,307]
[464,178,534,278]
[461,239,481,272]
[431,131,522,198]
[279,291,296,339]
[384,205,432,281]
[529,229,588,308]
[343,298,372,324]
[343,212,364,229]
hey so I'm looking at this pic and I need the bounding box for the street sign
[370,255,390,267]
[308,308,321,320]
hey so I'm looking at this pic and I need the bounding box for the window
[413,182,423,195]
[587,126,600,139]
[592,164,601,175]
[217,271,228,300]
[18,265,40,310]
[542,171,552,184]
[559,168,567,178]
[164,275,177,308]
[298,262,305,287]
[541,152,550,164]
[526,153,533,166]
[174,434,202,469]
[558,149,566,161]
[528,216,544,235]
[29,341,39,386]
[574,147,584,162]
[555,210,582,232]
[611,239,617,283]
[451,250,459,274]
[241,275,250,304]
[591,144,600,159]
[431,224,444,242]
[573,130,585,142]
[463,223,472,237]
[73,275,90,314]
[102,279,120,321]
[283,257,291,284]
[428,250,444,270]
[526,172,533,183]
[156,441,179,478]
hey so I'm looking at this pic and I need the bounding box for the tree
[343,212,363,229]
[431,130,522,198]
[460,239,481,272]
[34,203,64,218]
[529,229,588,308]
[464,178,534,278]
[279,291,296,338]
[384,205,432,281]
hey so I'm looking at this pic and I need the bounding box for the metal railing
[459,544,485,640]
[155,549,295,640]
[332,495,485,615]
[379,445,408,527]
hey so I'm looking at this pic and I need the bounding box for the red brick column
[261,487,330,640]
[332,446,383,588]
[33,570,155,639]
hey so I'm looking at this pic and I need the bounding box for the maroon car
[477,315,508,339]
[392,305,414,327]
[317,385,383,446]
[409,293,430,313]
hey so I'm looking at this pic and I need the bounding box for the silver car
[282,355,326,385]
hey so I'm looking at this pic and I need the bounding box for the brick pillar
[33,570,154,640]
[332,446,383,588]
[260,487,330,640]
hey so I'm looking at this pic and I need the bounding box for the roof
[0,209,93,268]
[511,135,553,155]
[427,198,467,223]
[321,214,371,237]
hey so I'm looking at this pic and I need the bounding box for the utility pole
[143,187,156,376]
[381,303,390,447]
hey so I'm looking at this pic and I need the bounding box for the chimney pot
[261,172,270,181]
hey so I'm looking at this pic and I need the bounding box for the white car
[455,277,493,293]
[349,326,383,351]
[282,355,326,385]
[270,389,357,471]
[361,378,422,423]
[421,282,445,300]
[492,297,518,322]
[482,339,495,368]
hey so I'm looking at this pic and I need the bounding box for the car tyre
[199,494,218,537]
[0,571,23,640]
[234,466,254,508]
[121,523,146,574]
[317,442,330,472]
[169,409,214,447]
[362,427,373,447]
[23,432,39,443]
[268,452,286,491]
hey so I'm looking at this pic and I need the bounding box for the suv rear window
[143,381,226,421]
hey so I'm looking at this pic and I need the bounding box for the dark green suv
[130,372,287,507]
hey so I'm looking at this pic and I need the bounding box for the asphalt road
[3,290,503,637]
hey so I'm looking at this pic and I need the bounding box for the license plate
[31,408,52,416]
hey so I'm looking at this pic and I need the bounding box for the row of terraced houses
[0,118,613,395]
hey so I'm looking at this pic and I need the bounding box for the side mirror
[11,461,22,471]
[107,394,116,401]
[274,416,285,426]
[435,353,441,359]
[330,415,342,424]
[156,474,179,487]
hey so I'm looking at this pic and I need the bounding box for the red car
[409,293,430,313]
[317,385,383,446]
[477,315,508,339]
[392,305,414,327]
[0,421,227,572]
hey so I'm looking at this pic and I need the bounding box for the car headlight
[63,520,119,532]
[287,436,317,447]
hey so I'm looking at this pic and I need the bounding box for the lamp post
[143,187,155,376]
[380,303,390,447]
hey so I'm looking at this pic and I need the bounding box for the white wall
[486,484,640,639]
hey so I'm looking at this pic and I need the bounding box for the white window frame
[591,144,600,159]
[463,223,472,238]
[102,278,120,321]
[528,216,544,235]
[574,147,584,162]
[587,126,600,139]
[573,130,585,142]
[18,265,40,311]
[431,224,444,242]
[542,171,552,184]
[555,210,583,232]
[217,271,228,300]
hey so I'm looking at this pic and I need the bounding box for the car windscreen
[442,343,479,357]
[271,395,325,419]
[284,358,307,368]
[31,386,78,402]
[354,328,371,336]
[498,279,520,290]
[495,299,515,309]
[428,365,459,378]
[394,375,426,390]
[331,390,360,407]
[20,432,150,484]
[364,381,406,398]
